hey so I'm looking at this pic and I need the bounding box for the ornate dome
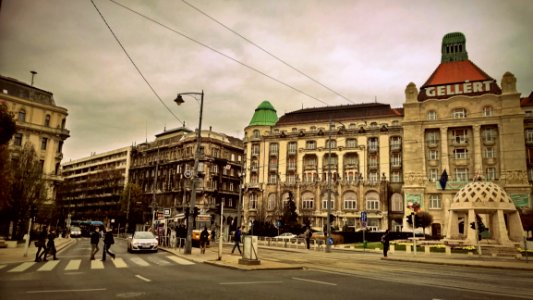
[450,181,517,212]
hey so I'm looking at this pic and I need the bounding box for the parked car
[70,226,82,238]
[127,231,158,253]
[274,232,297,239]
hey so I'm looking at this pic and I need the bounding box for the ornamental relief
[404,171,426,185]
[500,170,528,185]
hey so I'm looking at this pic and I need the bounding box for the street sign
[163,208,171,217]
[361,211,367,222]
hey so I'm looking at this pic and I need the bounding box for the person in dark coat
[199,226,209,254]
[35,226,48,262]
[102,227,115,261]
[381,229,391,257]
[304,227,312,250]
[44,229,57,260]
[90,227,100,260]
[231,227,242,255]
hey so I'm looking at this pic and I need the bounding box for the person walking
[90,227,100,260]
[199,226,209,254]
[231,226,242,255]
[304,227,312,250]
[381,229,390,257]
[44,228,57,260]
[35,225,48,262]
[102,227,116,261]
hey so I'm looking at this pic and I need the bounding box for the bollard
[425,245,431,255]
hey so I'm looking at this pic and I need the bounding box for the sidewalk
[159,242,304,271]
[0,237,75,264]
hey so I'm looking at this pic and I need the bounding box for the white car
[274,232,297,239]
[127,231,158,253]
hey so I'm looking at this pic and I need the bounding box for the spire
[441,32,468,63]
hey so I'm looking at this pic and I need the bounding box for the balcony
[451,138,468,146]
[483,138,496,146]
[304,164,317,170]
[427,140,439,148]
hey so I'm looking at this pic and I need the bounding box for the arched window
[343,191,357,210]
[249,193,257,209]
[253,129,260,138]
[267,193,276,211]
[301,192,314,210]
[482,106,493,117]
[365,192,380,211]
[321,192,335,210]
[325,139,336,149]
[391,193,403,212]
[427,110,437,120]
[452,108,467,119]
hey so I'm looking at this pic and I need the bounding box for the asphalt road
[0,238,531,300]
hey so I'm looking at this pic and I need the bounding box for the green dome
[248,100,278,126]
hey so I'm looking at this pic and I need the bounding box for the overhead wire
[108,0,330,106]
[90,0,183,124]
[181,0,356,104]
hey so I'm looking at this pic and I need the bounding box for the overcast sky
[1,0,532,162]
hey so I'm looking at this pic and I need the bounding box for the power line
[181,0,356,104]
[90,0,183,124]
[108,0,330,106]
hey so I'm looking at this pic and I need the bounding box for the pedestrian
[90,226,100,260]
[35,225,48,262]
[102,227,116,261]
[381,229,390,257]
[44,228,57,260]
[231,226,242,255]
[211,226,216,243]
[200,226,209,254]
[304,227,312,250]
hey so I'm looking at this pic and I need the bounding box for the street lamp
[174,90,204,255]
[326,120,345,253]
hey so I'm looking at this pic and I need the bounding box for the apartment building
[0,74,69,202]
[59,147,132,222]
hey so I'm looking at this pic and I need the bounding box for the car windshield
[134,232,155,239]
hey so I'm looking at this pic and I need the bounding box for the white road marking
[91,260,104,269]
[112,257,128,268]
[292,277,337,286]
[166,256,195,265]
[37,260,60,271]
[65,259,81,271]
[130,257,150,267]
[8,262,35,272]
[26,288,107,294]
[135,274,151,282]
[219,281,283,285]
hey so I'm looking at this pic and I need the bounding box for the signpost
[361,211,367,251]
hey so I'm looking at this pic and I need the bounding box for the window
[253,130,260,139]
[306,140,316,150]
[44,114,51,127]
[482,106,493,117]
[251,144,260,156]
[391,193,403,211]
[391,153,401,167]
[452,129,468,144]
[368,172,378,183]
[268,174,277,184]
[18,109,26,122]
[429,194,441,209]
[453,148,468,159]
[40,137,48,150]
[483,128,497,142]
[484,147,495,159]
[486,167,496,180]
[304,155,317,169]
[346,138,357,148]
[427,110,437,120]
[14,133,22,146]
[269,143,279,154]
[429,150,439,160]
[365,192,380,210]
[452,108,467,119]
[390,136,401,150]
[344,154,358,168]
[321,194,335,210]
[286,174,296,184]
[287,158,296,170]
[368,138,378,151]
[288,142,297,154]
[426,131,439,144]
[302,192,314,209]
[268,194,276,210]
[343,192,357,210]
[249,193,257,209]
[429,168,438,181]
[391,171,401,183]
[368,156,378,168]
[526,130,533,143]
[455,168,469,181]
[326,139,336,149]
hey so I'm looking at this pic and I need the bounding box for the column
[472,125,482,176]
[466,209,477,245]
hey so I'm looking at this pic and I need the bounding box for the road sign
[361,211,367,222]
[163,208,171,217]
[362,221,367,228]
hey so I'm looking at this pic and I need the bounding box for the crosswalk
[2,255,195,273]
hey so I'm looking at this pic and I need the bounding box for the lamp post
[326,119,333,253]
[174,90,204,255]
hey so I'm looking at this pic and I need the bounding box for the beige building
[243,101,405,232]
[0,74,69,202]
